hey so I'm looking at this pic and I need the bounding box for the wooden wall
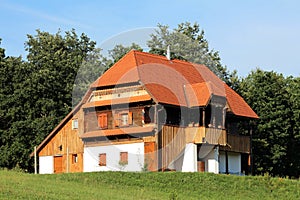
[161,126,186,170]
[39,111,84,173]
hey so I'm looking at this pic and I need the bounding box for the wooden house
[32,50,258,174]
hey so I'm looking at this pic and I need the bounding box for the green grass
[0,170,299,200]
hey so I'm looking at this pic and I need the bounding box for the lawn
[0,170,299,199]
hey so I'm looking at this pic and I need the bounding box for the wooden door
[54,156,63,173]
[144,142,156,171]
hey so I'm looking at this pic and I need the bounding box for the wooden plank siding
[161,126,186,170]
[226,134,250,153]
[39,111,84,173]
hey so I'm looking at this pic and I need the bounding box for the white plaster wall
[84,142,144,172]
[39,156,53,174]
[202,147,219,174]
[182,143,197,172]
[218,151,241,174]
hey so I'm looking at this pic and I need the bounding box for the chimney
[166,45,171,60]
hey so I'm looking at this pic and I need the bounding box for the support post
[225,150,229,174]
[249,127,253,175]
[66,147,69,173]
[34,146,37,174]
[202,109,205,127]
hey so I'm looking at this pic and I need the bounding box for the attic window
[72,119,78,129]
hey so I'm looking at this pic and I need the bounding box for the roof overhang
[80,126,155,139]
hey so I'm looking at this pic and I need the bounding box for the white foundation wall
[83,142,144,172]
[219,151,241,174]
[181,143,197,172]
[39,156,53,174]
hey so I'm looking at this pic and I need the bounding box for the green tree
[0,30,96,171]
[240,69,299,177]
[147,22,239,89]
[72,48,111,106]
[108,43,143,63]
[0,43,29,169]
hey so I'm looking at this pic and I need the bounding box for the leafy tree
[147,22,239,89]
[240,69,299,177]
[108,43,143,64]
[72,48,111,106]
[0,30,96,171]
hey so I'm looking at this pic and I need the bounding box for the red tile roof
[184,81,225,107]
[91,50,258,119]
[80,126,155,138]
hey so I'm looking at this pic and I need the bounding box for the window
[99,153,106,166]
[97,113,108,129]
[72,154,78,164]
[115,111,132,127]
[72,119,78,129]
[120,152,128,165]
[121,113,128,126]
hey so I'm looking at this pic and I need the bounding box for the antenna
[166,45,171,60]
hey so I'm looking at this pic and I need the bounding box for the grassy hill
[0,170,299,200]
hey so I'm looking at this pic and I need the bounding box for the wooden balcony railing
[162,125,251,155]
[226,134,250,153]
[185,127,226,145]
[160,125,251,169]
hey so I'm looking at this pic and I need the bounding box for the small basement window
[72,119,78,129]
[99,153,106,166]
[120,152,128,165]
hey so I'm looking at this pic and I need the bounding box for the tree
[108,43,143,63]
[0,42,29,169]
[147,22,240,89]
[240,69,299,177]
[72,48,111,106]
[0,30,96,171]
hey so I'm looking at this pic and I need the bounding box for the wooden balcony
[185,127,226,145]
[184,126,250,153]
[160,125,250,169]
[225,134,250,153]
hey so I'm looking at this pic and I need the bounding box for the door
[54,156,63,173]
[144,142,156,171]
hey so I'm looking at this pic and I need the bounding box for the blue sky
[0,0,299,77]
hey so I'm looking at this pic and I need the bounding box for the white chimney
[166,45,171,60]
